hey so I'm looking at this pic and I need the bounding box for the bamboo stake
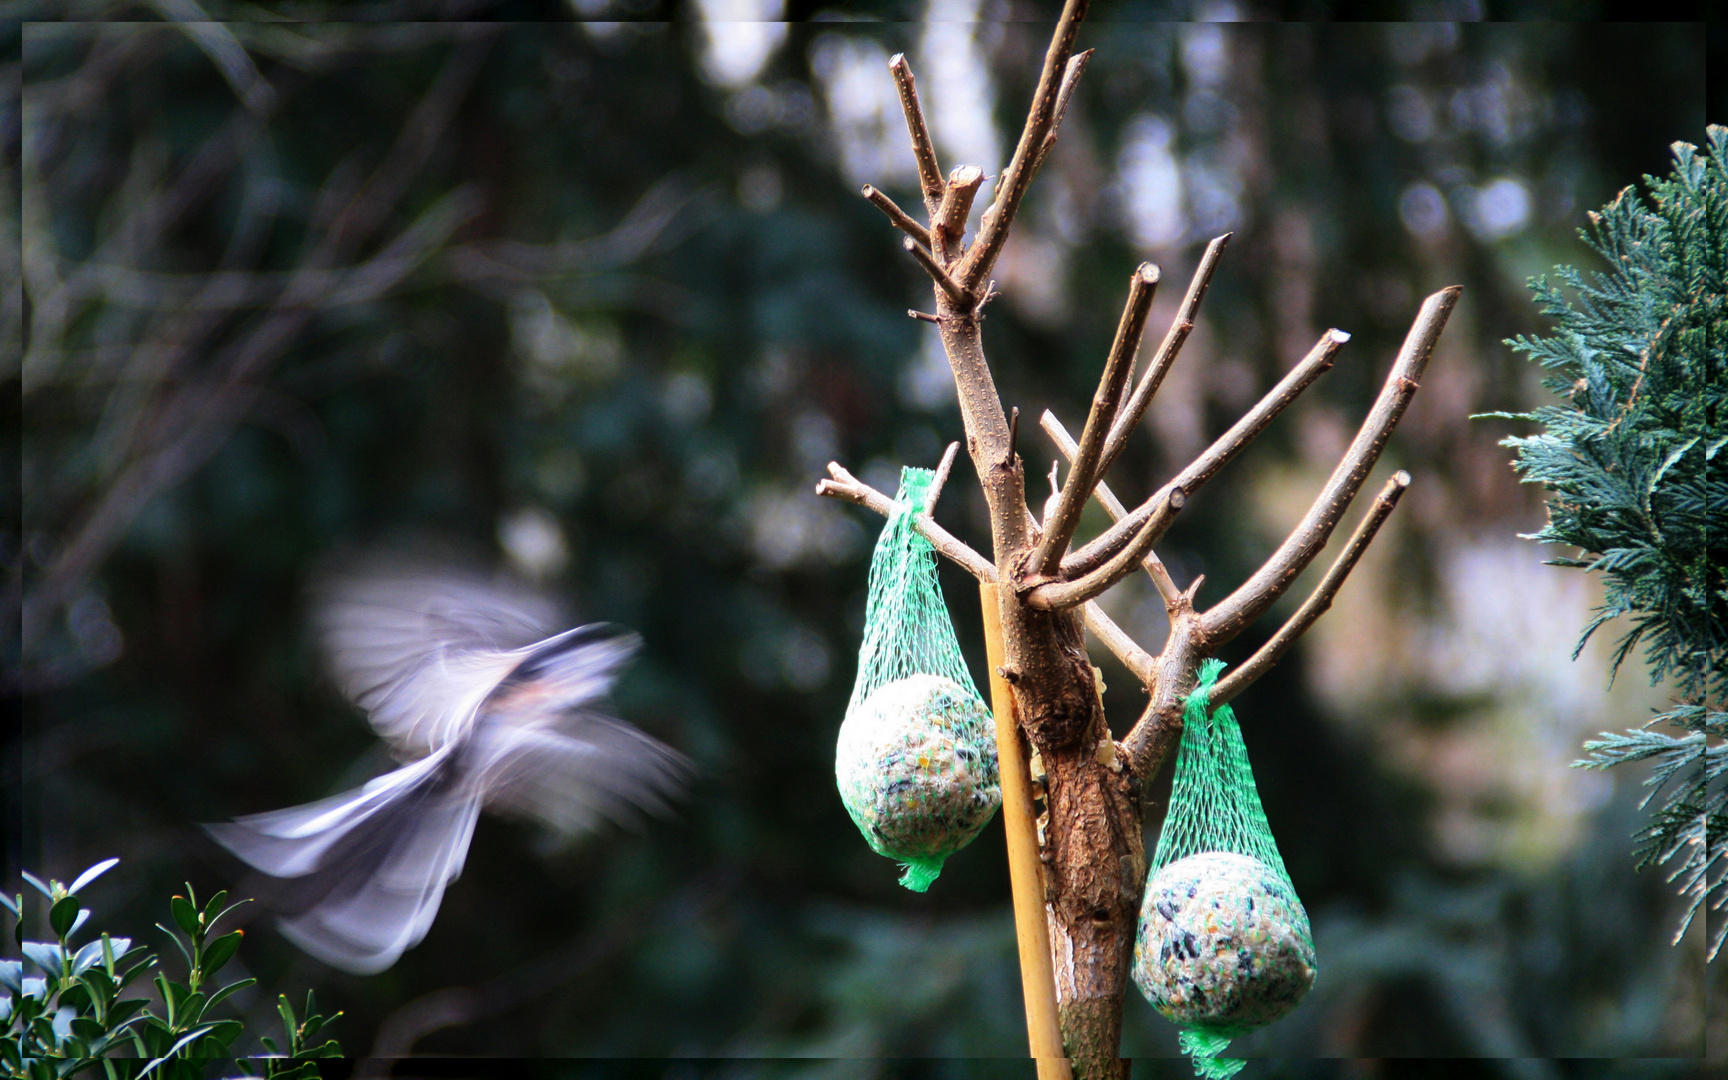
[980,583,1071,1077]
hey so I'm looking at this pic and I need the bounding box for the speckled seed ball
[836,674,1001,861]
[1132,851,1316,1033]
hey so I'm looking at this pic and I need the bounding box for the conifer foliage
[1491,127,1727,959]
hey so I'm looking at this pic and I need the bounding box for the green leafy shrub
[1,859,341,1078]
[1486,127,1726,959]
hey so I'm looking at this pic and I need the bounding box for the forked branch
[1030,262,1158,575]
[904,236,969,305]
[1062,327,1350,579]
[816,462,994,580]
[1041,410,1180,605]
[816,459,1158,683]
[1100,233,1230,474]
[1208,470,1410,707]
[1202,286,1460,645]
[1025,486,1185,611]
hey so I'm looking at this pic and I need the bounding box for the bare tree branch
[932,165,984,266]
[1039,50,1092,164]
[1201,286,1460,646]
[904,235,969,305]
[1026,487,1185,611]
[926,440,960,514]
[816,462,996,582]
[1080,601,1156,686]
[1099,233,1229,473]
[976,47,1093,251]
[887,52,943,217]
[149,0,278,114]
[21,31,497,653]
[862,183,931,248]
[1031,262,1158,576]
[1040,410,1179,606]
[956,0,1089,292]
[1062,327,1350,579]
[444,176,702,282]
[1209,471,1409,707]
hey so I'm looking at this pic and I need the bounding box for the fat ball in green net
[836,467,1000,892]
[1132,659,1316,1078]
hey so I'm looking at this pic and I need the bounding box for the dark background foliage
[6,0,1716,1067]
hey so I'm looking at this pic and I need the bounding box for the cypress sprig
[1483,126,1727,959]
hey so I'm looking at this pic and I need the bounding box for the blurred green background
[7,0,1715,1069]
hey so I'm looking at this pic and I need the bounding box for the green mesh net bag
[1132,659,1316,1079]
[835,467,1001,892]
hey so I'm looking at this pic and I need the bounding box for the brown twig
[926,441,961,514]
[1201,287,1460,645]
[1026,487,1185,611]
[904,235,970,305]
[1061,327,1350,580]
[862,183,932,248]
[887,53,944,217]
[1209,471,1410,707]
[1030,263,1158,577]
[1041,50,1092,161]
[1099,233,1230,473]
[983,48,1093,247]
[956,0,1089,292]
[1040,410,1179,606]
[1079,601,1157,686]
[816,462,995,581]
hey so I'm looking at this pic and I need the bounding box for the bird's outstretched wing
[313,560,563,753]
[475,624,691,836]
[477,713,691,837]
[204,744,480,974]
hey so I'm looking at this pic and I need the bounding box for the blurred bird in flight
[206,557,688,974]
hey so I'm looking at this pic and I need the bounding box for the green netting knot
[835,467,1001,891]
[1133,659,1316,1077]
[1179,1029,1246,1079]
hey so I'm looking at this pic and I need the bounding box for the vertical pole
[980,583,1071,1078]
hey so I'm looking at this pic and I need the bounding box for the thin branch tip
[1209,470,1413,706]
[1201,291,1458,645]
[926,441,960,514]
[863,185,933,247]
[887,52,943,215]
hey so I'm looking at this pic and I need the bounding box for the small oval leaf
[49,897,80,939]
[200,931,243,977]
[169,896,198,937]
